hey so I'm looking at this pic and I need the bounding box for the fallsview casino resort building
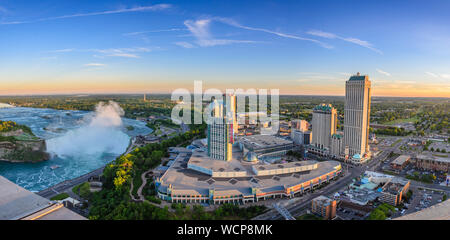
[343,73,372,164]
[207,94,237,161]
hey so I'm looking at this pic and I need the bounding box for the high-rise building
[207,94,236,161]
[311,104,337,153]
[207,117,233,161]
[212,94,237,135]
[344,73,372,162]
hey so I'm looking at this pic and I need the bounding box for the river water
[0,106,152,192]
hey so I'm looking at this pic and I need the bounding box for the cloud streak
[307,30,382,54]
[84,63,106,67]
[376,68,391,76]
[183,19,257,47]
[182,17,332,49]
[425,72,439,78]
[0,4,171,25]
[46,47,153,58]
[213,17,333,49]
[124,28,185,36]
[92,47,152,58]
[174,41,195,49]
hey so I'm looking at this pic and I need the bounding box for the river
[0,106,152,192]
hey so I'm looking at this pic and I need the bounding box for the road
[37,137,141,200]
[37,167,105,199]
[253,137,406,220]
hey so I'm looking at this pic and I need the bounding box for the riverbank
[36,135,141,199]
[0,106,152,192]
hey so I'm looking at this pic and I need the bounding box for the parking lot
[336,207,369,220]
[398,187,446,217]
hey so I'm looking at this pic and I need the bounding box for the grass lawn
[72,182,91,199]
[433,153,448,158]
[14,132,39,141]
[50,192,70,201]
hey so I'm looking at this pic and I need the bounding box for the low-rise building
[330,133,344,159]
[0,176,86,220]
[414,153,450,172]
[391,155,411,170]
[303,131,312,145]
[291,129,305,145]
[291,119,310,132]
[379,178,410,206]
[311,195,337,220]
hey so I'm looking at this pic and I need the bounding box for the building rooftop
[238,135,293,151]
[416,153,450,163]
[188,148,250,175]
[382,181,407,195]
[332,133,343,139]
[313,104,334,112]
[312,195,335,206]
[0,176,86,220]
[391,155,411,166]
[159,150,341,197]
[253,160,318,172]
[348,73,369,81]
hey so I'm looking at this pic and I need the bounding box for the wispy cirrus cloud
[182,17,332,49]
[84,63,106,67]
[425,71,450,79]
[307,30,382,54]
[48,48,75,53]
[124,28,185,36]
[213,17,333,49]
[0,4,171,25]
[46,47,153,58]
[425,72,439,78]
[376,68,391,76]
[174,41,195,49]
[183,19,257,47]
[92,47,152,58]
[440,74,450,79]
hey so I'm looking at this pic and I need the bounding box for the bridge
[272,203,295,220]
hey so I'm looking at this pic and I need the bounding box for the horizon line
[0,92,448,99]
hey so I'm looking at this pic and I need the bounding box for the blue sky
[0,0,449,96]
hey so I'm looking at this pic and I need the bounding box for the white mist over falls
[47,101,130,158]
[0,102,152,191]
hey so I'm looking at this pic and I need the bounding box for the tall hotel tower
[207,94,237,161]
[311,104,337,154]
[343,73,372,162]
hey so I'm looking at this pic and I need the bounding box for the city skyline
[1,0,450,97]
